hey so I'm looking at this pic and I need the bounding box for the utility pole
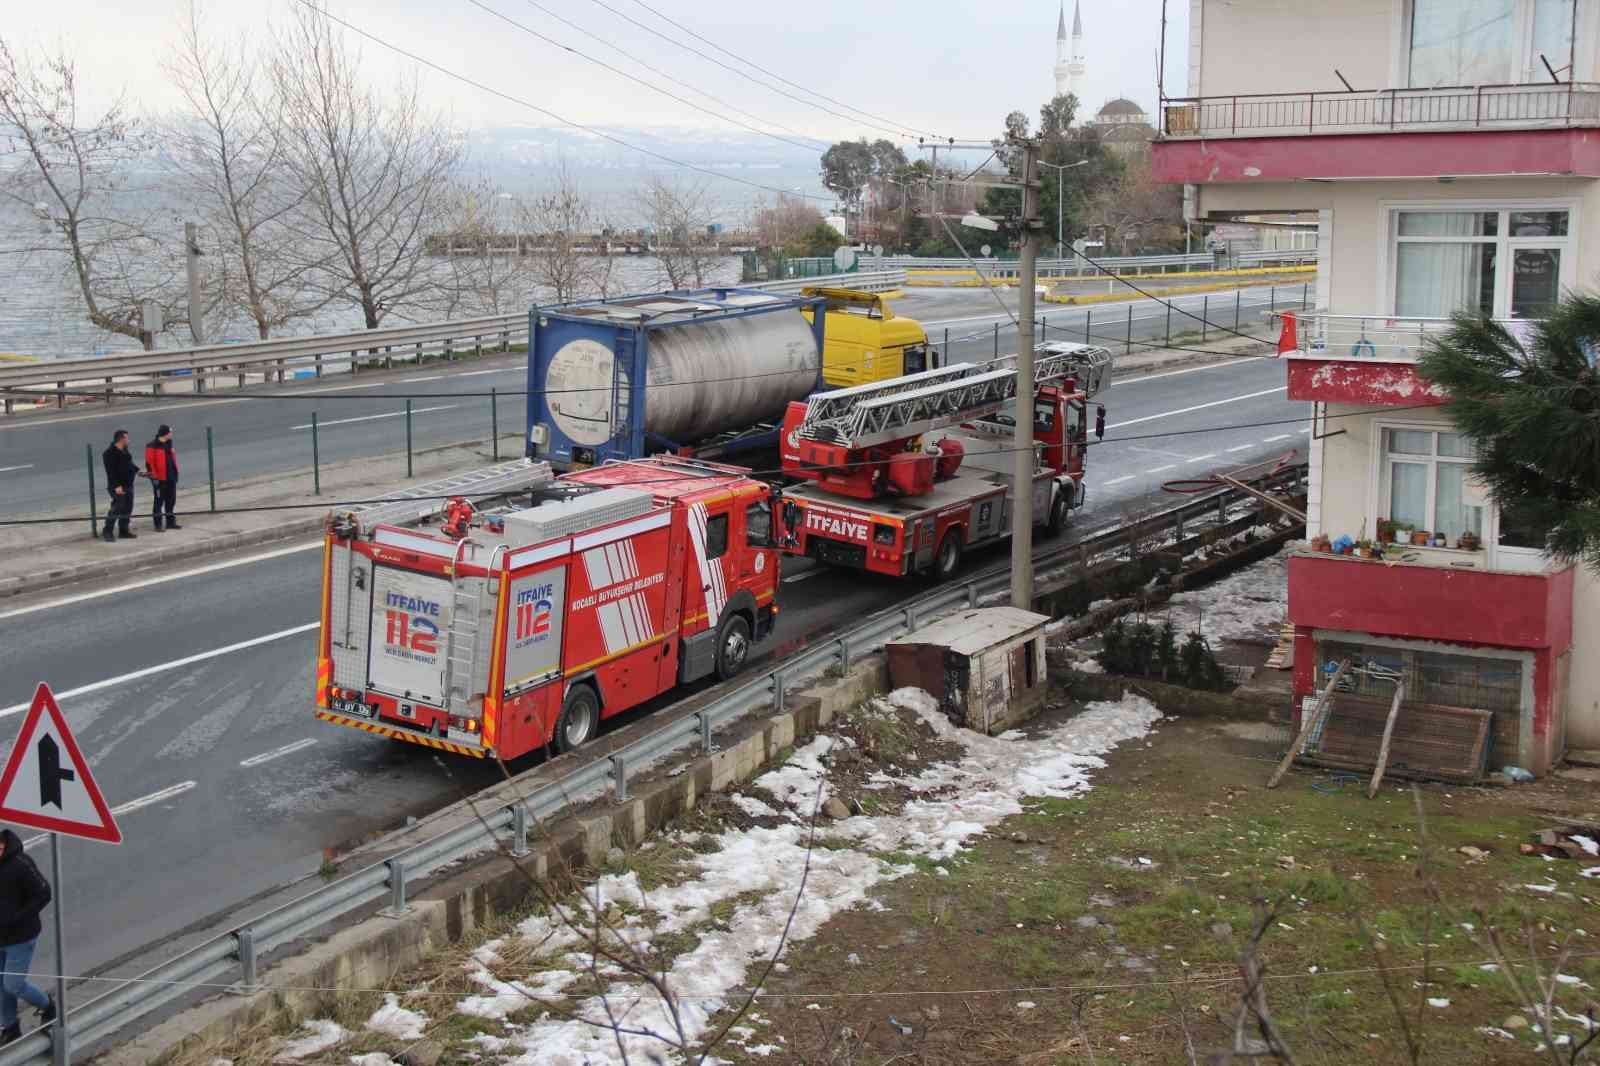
[1011,137,1041,611]
[185,222,205,346]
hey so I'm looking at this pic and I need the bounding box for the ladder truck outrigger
[777,341,1113,581]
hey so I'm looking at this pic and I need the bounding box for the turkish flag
[1276,312,1297,357]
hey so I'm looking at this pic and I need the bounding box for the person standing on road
[0,829,56,1044]
[144,424,181,531]
[101,429,138,542]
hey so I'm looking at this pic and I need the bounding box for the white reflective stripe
[583,546,613,588]
[621,538,639,579]
[686,502,718,628]
[571,510,672,551]
[627,592,653,640]
[373,529,454,557]
[507,539,571,567]
[597,600,626,652]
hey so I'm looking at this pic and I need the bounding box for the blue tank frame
[526,287,826,466]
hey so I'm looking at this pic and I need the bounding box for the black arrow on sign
[37,735,74,810]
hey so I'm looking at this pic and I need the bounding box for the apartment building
[1153,0,1600,773]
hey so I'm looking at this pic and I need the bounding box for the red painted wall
[1285,359,1447,406]
[1152,128,1600,184]
[1287,553,1573,650]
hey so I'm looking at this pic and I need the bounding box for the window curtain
[1410,0,1515,87]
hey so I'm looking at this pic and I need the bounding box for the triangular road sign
[0,684,121,844]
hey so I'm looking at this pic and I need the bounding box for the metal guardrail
[1234,249,1317,266]
[1284,311,1529,363]
[862,254,1218,277]
[0,275,902,413]
[9,461,1306,1063]
[1161,81,1600,139]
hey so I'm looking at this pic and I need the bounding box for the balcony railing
[1162,82,1600,139]
[1286,313,1529,364]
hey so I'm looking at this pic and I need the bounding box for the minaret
[1054,4,1071,98]
[1067,1,1086,100]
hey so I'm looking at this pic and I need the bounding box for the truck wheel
[1047,494,1070,537]
[715,614,752,680]
[555,684,599,753]
[933,533,963,582]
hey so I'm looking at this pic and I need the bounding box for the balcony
[1281,313,1531,406]
[1151,83,1600,184]
[1288,550,1574,652]
[1162,82,1600,139]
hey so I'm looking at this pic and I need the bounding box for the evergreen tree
[1417,296,1600,571]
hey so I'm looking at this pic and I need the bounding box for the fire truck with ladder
[314,456,786,759]
[778,341,1113,580]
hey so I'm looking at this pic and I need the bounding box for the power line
[624,0,941,139]
[460,0,824,154]
[518,0,829,150]
[581,0,927,141]
[284,0,832,203]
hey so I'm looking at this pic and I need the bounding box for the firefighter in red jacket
[144,424,182,531]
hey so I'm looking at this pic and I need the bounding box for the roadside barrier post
[85,444,97,538]
[1202,295,1210,342]
[1125,304,1133,355]
[1270,286,1276,313]
[993,323,999,359]
[1083,308,1092,345]
[1302,282,1309,308]
[406,400,414,478]
[491,387,500,461]
[1165,301,1172,346]
[943,328,949,365]
[1235,290,1242,332]
[312,413,321,497]
[206,427,217,513]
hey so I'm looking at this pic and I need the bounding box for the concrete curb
[104,657,891,1065]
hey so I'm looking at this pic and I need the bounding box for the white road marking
[1146,464,1177,473]
[1299,426,1313,434]
[0,622,319,719]
[400,374,447,383]
[22,781,197,850]
[455,367,519,377]
[1262,434,1292,442]
[1114,358,1265,385]
[1105,386,1289,431]
[0,464,34,473]
[1187,453,1217,463]
[783,568,826,584]
[240,737,320,767]
[1225,444,1255,453]
[0,540,320,621]
[301,381,382,393]
[1101,475,1135,486]
[292,404,455,430]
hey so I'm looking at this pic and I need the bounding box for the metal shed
[886,607,1052,734]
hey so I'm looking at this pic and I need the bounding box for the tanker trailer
[527,288,826,466]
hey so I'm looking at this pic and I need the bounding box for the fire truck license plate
[332,697,375,719]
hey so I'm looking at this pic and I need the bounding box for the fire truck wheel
[933,533,963,582]
[1047,494,1070,537]
[715,614,753,680]
[556,684,599,752]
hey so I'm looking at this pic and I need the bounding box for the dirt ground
[703,700,1600,1066]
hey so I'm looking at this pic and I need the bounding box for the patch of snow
[1427,997,1450,1009]
[1478,1027,1517,1041]
[470,685,1159,1066]
[1017,1000,1037,1010]
[350,1056,394,1066]
[366,993,427,1040]
[1580,867,1600,879]
[1572,834,1599,856]
[757,735,851,816]
[730,794,782,819]
[1162,546,1290,644]
[278,1020,348,1060]
[745,1045,780,1056]
[1525,882,1559,893]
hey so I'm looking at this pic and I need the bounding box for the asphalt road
[0,348,1306,990]
[0,283,1302,520]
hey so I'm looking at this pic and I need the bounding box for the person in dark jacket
[0,829,55,1043]
[100,430,138,543]
[144,424,181,531]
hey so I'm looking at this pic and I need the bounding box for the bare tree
[162,1,331,340]
[0,38,185,349]
[638,174,721,290]
[1083,157,1183,255]
[751,195,823,252]
[525,159,612,305]
[270,5,461,328]
[433,174,540,317]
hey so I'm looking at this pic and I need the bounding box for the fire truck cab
[778,343,1112,581]
[315,457,783,760]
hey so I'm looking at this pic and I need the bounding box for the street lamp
[1037,159,1090,262]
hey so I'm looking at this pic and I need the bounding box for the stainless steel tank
[542,309,819,448]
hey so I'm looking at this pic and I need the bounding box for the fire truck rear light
[448,715,481,733]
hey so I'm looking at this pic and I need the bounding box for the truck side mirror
[1095,404,1106,440]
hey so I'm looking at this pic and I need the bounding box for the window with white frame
[1392,207,1570,320]
[1380,428,1485,544]
[1409,0,1574,87]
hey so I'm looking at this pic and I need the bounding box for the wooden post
[1367,683,1407,798]
[1266,659,1350,788]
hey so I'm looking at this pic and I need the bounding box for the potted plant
[1376,517,1394,544]
[1354,538,1375,558]
[1310,533,1332,553]
[1411,528,1431,546]
[1458,531,1481,551]
[1432,532,1447,547]
[1393,522,1413,544]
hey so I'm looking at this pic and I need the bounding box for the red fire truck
[778,342,1113,581]
[314,456,785,759]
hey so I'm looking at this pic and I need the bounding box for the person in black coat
[100,429,138,543]
[0,829,55,1042]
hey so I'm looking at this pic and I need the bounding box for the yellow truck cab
[802,287,934,388]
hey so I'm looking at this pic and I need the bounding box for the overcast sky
[13,1,1186,150]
